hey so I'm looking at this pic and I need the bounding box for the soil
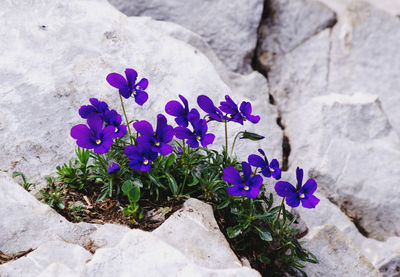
[41,182,184,231]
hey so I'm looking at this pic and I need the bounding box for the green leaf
[240,131,265,141]
[12,171,27,184]
[165,154,175,168]
[121,180,133,194]
[226,225,242,239]
[164,172,178,195]
[255,226,273,242]
[216,200,230,210]
[187,178,199,187]
[258,254,271,264]
[127,185,140,204]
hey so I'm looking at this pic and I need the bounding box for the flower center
[114,127,118,133]
[300,193,305,198]
[143,159,149,165]
[96,139,101,145]
[244,185,249,191]
[155,141,160,146]
[196,136,201,140]
[270,168,274,172]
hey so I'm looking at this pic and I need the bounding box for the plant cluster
[48,68,320,276]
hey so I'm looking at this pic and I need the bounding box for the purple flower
[133,114,174,156]
[174,146,183,154]
[274,167,320,209]
[124,142,158,172]
[71,114,115,154]
[78,98,109,120]
[108,162,120,174]
[165,95,198,127]
[219,95,260,125]
[239,101,260,124]
[103,110,127,138]
[197,95,224,122]
[248,149,281,180]
[174,110,215,148]
[106,68,149,105]
[223,162,263,199]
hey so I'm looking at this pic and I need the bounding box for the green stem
[119,93,133,145]
[276,197,285,234]
[224,118,228,154]
[230,131,242,159]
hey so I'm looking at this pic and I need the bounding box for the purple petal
[159,125,174,143]
[261,167,272,178]
[174,127,192,139]
[106,73,128,89]
[241,162,251,181]
[134,90,148,106]
[188,108,200,125]
[124,68,137,86]
[239,102,260,123]
[136,78,148,90]
[227,185,243,197]
[296,167,304,188]
[249,174,263,189]
[165,101,184,116]
[258,149,266,157]
[223,167,242,185]
[245,114,260,124]
[301,194,320,209]
[286,194,301,208]
[178,95,189,112]
[129,159,142,171]
[125,145,140,158]
[102,126,116,141]
[274,181,297,197]
[302,178,318,195]
[120,87,132,99]
[71,124,91,140]
[79,105,96,119]
[248,154,266,168]
[186,138,199,148]
[157,143,173,156]
[200,133,215,147]
[87,115,103,135]
[108,163,120,174]
[155,114,167,135]
[140,163,152,172]
[133,120,154,137]
[197,95,215,113]
[115,125,127,138]
[175,116,188,127]
[244,186,260,199]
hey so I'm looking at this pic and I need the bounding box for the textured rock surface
[153,198,241,269]
[257,0,336,70]
[328,1,400,135]
[0,0,281,184]
[0,241,91,277]
[286,93,400,240]
[107,0,263,73]
[302,225,381,276]
[0,173,260,276]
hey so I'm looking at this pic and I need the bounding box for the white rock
[303,225,381,276]
[84,229,260,277]
[328,1,400,135]
[153,198,242,270]
[107,0,263,73]
[0,0,281,185]
[0,173,95,253]
[318,0,400,17]
[38,263,77,277]
[258,0,336,58]
[0,241,91,277]
[286,93,400,240]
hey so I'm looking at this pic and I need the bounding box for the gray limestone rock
[107,0,263,73]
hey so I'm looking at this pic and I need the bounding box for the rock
[257,0,336,70]
[153,198,242,269]
[83,229,260,277]
[0,241,91,277]
[285,93,400,240]
[38,263,77,277]
[318,0,400,17]
[378,254,400,277]
[302,225,381,276]
[107,0,263,73]
[0,0,281,184]
[0,172,95,253]
[328,1,400,135]
[266,28,332,119]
